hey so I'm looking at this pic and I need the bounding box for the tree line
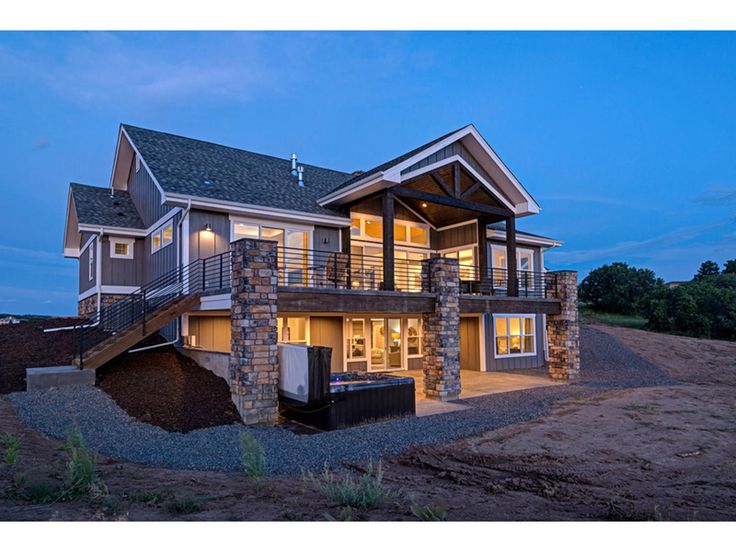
[579,260,736,340]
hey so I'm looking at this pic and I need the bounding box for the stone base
[230,392,279,425]
[78,295,97,317]
[26,365,96,391]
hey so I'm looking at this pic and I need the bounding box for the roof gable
[70,183,145,230]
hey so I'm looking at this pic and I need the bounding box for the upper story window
[110,238,135,260]
[491,244,535,272]
[152,220,174,253]
[442,246,477,280]
[350,214,430,248]
[88,240,94,281]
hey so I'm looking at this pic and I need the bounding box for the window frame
[151,219,175,254]
[492,314,536,359]
[406,318,423,357]
[345,318,367,360]
[349,213,431,248]
[110,237,135,260]
[88,240,95,281]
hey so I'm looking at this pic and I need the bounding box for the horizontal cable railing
[458,265,559,299]
[73,250,232,369]
[278,247,426,293]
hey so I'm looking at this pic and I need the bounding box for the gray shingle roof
[122,124,353,218]
[70,183,145,229]
[324,125,470,195]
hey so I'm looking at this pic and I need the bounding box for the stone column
[546,270,580,380]
[229,238,280,424]
[421,257,461,401]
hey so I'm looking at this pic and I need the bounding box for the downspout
[96,227,103,314]
[173,199,192,344]
[128,319,180,353]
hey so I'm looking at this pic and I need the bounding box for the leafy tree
[579,262,663,315]
[641,273,736,340]
[695,260,720,280]
[723,259,736,274]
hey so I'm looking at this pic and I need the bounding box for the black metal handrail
[458,265,559,299]
[277,246,426,293]
[73,250,232,369]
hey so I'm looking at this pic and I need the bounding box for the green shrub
[165,497,203,515]
[1,432,20,466]
[410,501,448,521]
[62,429,102,499]
[129,490,164,505]
[305,461,390,509]
[239,433,266,484]
[22,479,61,504]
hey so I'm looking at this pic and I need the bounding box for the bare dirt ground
[1,323,735,520]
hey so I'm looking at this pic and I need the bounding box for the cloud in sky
[692,184,736,205]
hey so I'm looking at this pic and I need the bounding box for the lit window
[494,315,535,357]
[364,219,382,240]
[152,233,161,251]
[110,238,134,259]
[162,223,173,246]
[407,318,422,356]
[152,219,174,253]
[346,318,366,359]
[233,223,259,240]
[409,226,428,245]
[350,218,361,237]
[277,317,308,344]
[394,223,407,242]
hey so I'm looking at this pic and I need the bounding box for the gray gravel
[7,325,674,476]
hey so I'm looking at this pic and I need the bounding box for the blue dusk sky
[0,31,735,316]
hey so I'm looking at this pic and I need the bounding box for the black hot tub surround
[280,372,416,430]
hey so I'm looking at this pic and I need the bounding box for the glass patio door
[370,318,402,371]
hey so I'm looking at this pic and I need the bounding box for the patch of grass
[22,479,61,504]
[239,433,266,485]
[304,461,390,510]
[410,501,448,521]
[580,307,647,329]
[1,432,21,466]
[323,505,362,521]
[129,490,164,505]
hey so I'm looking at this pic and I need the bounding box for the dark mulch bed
[0,317,79,394]
[97,343,242,433]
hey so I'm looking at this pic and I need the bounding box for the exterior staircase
[72,250,231,371]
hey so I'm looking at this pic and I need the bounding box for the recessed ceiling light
[421,202,428,208]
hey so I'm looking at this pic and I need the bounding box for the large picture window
[277,317,308,345]
[350,214,430,247]
[494,315,535,358]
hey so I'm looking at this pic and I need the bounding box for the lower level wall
[483,313,547,372]
[78,293,130,317]
[179,347,229,382]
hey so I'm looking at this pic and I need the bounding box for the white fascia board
[108,126,125,190]
[100,285,141,294]
[318,126,473,206]
[78,224,147,237]
[397,154,518,213]
[64,248,80,259]
[466,125,540,213]
[487,228,562,248]
[78,286,99,301]
[164,193,351,227]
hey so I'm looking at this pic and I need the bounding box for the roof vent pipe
[291,153,298,176]
[297,165,304,187]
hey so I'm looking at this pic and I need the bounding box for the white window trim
[345,317,368,361]
[405,317,423,358]
[229,216,314,246]
[492,313,537,359]
[151,219,175,254]
[490,244,536,271]
[88,240,95,281]
[110,237,135,259]
[350,212,431,249]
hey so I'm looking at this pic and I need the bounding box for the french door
[369,318,402,371]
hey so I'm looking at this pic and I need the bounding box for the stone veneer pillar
[421,257,461,401]
[229,238,280,424]
[546,270,581,380]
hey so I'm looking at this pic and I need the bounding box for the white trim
[79,234,96,255]
[165,193,351,227]
[479,314,487,372]
[78,223,147,237]
[492,313,537,359]
[100,285,140,294]
[109,237,135,259]
[88,237,96,281]
[491,244,536,271]
[119,126,168,199]
[64,247,80,258]
[488,228,562,248]
[193,293,232,311]
[78,286,99,301]
[95,232,102,313]
[151,218,175,254]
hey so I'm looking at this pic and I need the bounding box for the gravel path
[7,325,673,475]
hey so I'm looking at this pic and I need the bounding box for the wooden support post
[477,217,490,291]
[453,163,462,198]
[341,225,352,289]
[382,190,395,291]
[506,215,518,297]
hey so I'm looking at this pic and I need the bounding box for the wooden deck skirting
[460,295,561,315]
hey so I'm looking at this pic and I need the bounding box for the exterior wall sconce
[202,223,213,233]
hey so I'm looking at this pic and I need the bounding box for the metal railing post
[142,289,147,335]
[219,253,223,290]
[524,271,529,298]
[333,252,338,288]
[78,326,84,370]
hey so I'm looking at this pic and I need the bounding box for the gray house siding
[127,156,172,228]
[78,236,97,294]
[483,313,546,371]
[314,225,340,253]
[143,212,180,284]
[435,222,478,250]
[187,210,230,262]
[100,237,144,286]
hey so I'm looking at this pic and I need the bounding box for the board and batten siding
[187,210,230,262]
[143,212,180,284]
[100,237,144,286]
[127,156,173,228]
[313,225,341,253]
[483,313,546,371]
[78,236,97,294]
[434,221,478,250]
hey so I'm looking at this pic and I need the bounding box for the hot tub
[280,372,416,430]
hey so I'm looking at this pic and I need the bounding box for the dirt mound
[97,345,242,433]
[0,317,79,394]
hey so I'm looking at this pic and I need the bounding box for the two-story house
[63,123,579,424]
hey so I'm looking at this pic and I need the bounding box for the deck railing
[458,265,558,299]
[277,246,425,293]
